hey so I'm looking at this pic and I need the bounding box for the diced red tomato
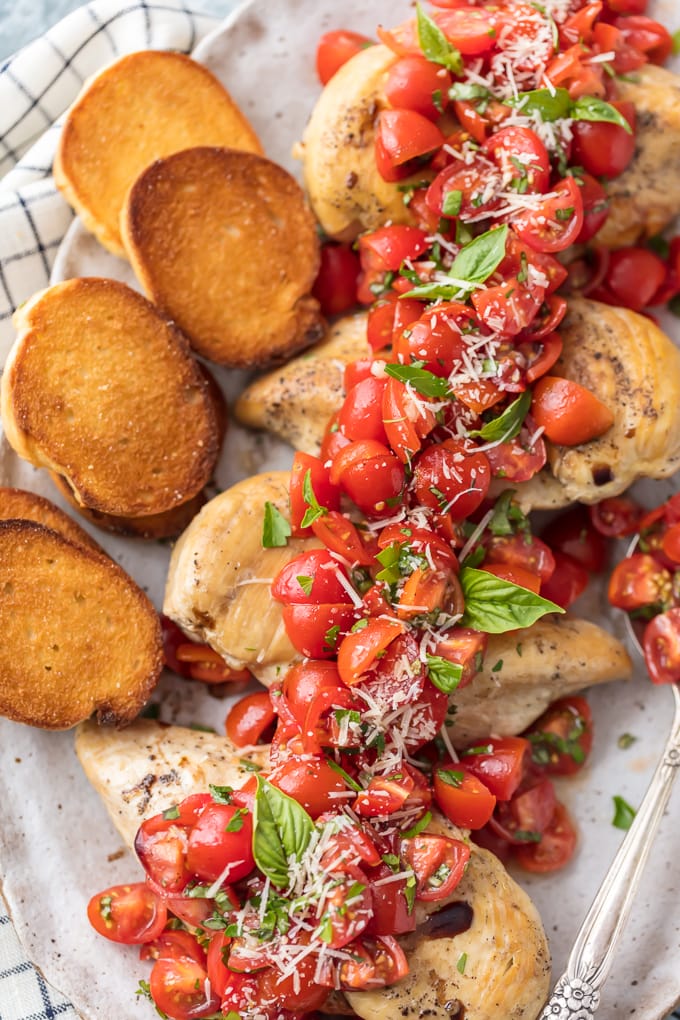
[337,618,405,686]
[431,628,488,688]
[313,243,360,316]
[289,452,341,538]
[186,802,255,884]
[282,602,360,659]
[570,102,636,179]
[269,755,353,818]
[541,504,608,573]
[272,548,352,606]
[589,496,644,538]
[525,695,593,775]
[540,550,589,609]
[485,126,550,194]
[604,246,668,312]
[330,439,406,517]
[531,376,614,445]
[226,691,276,748]
[460,737,529,801]
[316,29,372,85]
[88,883,167,945]
[384,55,451,119]
[375,109,445,181]
[643,608,680,684]
[412,439,491,520]
[513,176,584,254]
[401,833,470,902]
[513,802,578,872]
[434,765,497,829]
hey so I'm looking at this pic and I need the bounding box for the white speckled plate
[2,1,680,1018]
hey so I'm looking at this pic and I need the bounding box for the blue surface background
[0,1,678,1018]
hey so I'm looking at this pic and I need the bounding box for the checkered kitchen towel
[0,3,241,1015]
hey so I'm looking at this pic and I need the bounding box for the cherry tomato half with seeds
[513,176,584,254]
[589,496,644,538]
[88,883,167,945]
[401,833,470,902]
[608,553,672,611]
[513,801,577,873]
[149,957,220,1020]
[485,126,550,194]
[525,696,593,775]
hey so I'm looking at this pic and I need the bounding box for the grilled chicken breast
[235,313,369,454]
[296,44,417,241]
[75,719,551,1020]
[596,64,680,248]
[163,474,631,739]
[163,471,316,686]
[449,617,632,746]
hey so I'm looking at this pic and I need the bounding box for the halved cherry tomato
[431,628,488,688]
[282,602,359,659]
[485,126,550,194]
[316,29,372,85]
[366,863,417,936]
[339,377,389,444]
[436,7,498,53]
[338,935,409,989]
[385,55,452,119]
[272,548,352,606]
[460,736,529,801]
[382,375,437,463]
[589,496,644,538]
[542,504,608,573]
[359,225,430,272]
[513,802,578,872]
[401,833,470,902]
[434,765,497,829]
[473,277,543,337]
[393,300,471,376]
[311,511,376,567]
[525,696,593,775]
[426,155,501,220]
[88,883,167,944]
[539,550,589,609]
[331,439,406,516]
[615,14,673,63]
[576,172,610,243]
[163,892,223,933]
[186,802,255,884]
[643,608,680,684]
[531,376,614,445]
[514,176,584,254]
[412,439,491,520]
[604,246,668,312]
[206,931,232,1000]
[484,428,547,483]
[338,618,405,686]
[570,101,636,179]
[141,929,206,965]
[149,956,220,1020]
[486,533,556,582]
[662,523,680,565]
[225,691,276,748]
[375,109,444,180]
[258,957,330,1012]
[269,755,352,818]
[608,553,672,611]
[289,452,341,538]
[312,243,360,316]
[482,562,542,593]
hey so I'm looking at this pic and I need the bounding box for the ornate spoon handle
[541,682,680,1019]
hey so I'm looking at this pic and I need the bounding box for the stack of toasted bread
[0,48,326,731]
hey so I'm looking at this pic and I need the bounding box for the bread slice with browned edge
[1,277,221,520]
[54,51,263,257]
[0,520,162,729]
[121,147,324,367]
[0,486,103,553]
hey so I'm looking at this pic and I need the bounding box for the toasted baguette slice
[1,278,221,519]
[121,147,324,367]
[0,486,102,553]
[49,471,206,540]
[0,520,161,729]
[54,51,262,256]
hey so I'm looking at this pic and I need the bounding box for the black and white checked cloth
[0,5,239,1015]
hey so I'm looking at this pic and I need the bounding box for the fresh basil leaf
[162,804,180,821]
[300,469,326,529]
[509,87,571,122]
[402,810,432,839]
[571,96,632,134]
[460,567,564,633]
[449,224,509,286]
[416,3,463,74]
[252,777,314,888]
[426,654,464,694]
[612,794,636,831]
[442,189,463,217]
[384,363,451,398]
[436,768,464,788]
[449,82,491,102]
[468,389,531,443]
[457,952,468,975]
[262,502,291,548]
[325,757,362,793]
[224,808,246,833]
[375,542,403,584]
[296,575,313,597]
[402,280,468,302]
[209,784,233,805]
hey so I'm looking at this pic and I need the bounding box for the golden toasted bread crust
[49,472,207,540]
[54,50,262,256]
[121,147,323,367]
[2,278,221,518]
[0,486,103,553]
[0,520,162,729]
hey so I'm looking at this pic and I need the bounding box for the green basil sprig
[509,87,632,133]
[252,777,314,888]
[384,363,451,398]
[262,502,291,548]
[460,567,564,633]
[416,3,463,75]
[406,224,509,302]
[468,389,532,443]
[426,654,464,693]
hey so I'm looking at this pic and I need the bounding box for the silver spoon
[540,547,680,1019]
